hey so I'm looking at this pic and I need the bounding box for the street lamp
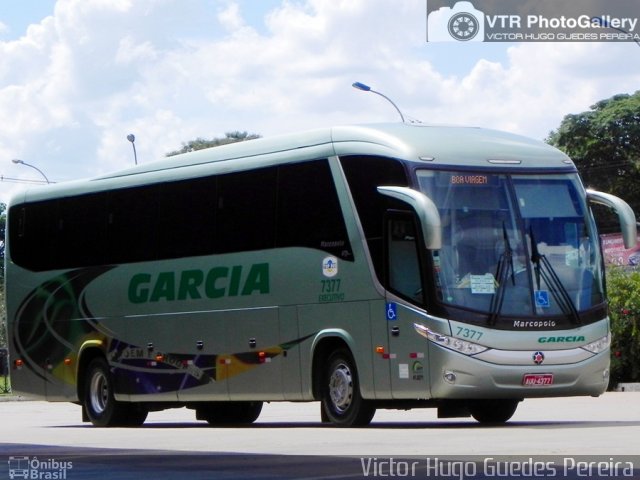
[352,81,406,122]
[11,159,50,184]
[127,133,138,165]
[591,16,640,48]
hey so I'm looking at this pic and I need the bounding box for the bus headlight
[581,334,611,354]
[414,323,488,356]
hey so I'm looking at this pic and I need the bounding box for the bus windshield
[417,170,604,318]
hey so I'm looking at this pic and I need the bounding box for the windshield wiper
[529,226,581,325]
[488,223,515,326]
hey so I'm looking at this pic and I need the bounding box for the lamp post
[11,159,50,184]
[127,133,138,165]
[591,17,640,48]
[352,81,406,122]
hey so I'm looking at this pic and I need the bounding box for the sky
[0,0,639,204]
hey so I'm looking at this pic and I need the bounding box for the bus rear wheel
[469,399,519,424]
[197,401,263,425]
[321,349,375,427]
[84,357,148,427]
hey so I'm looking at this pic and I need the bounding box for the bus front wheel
[83,357,147,427]
[469,399,519,424]
[321,349,375,427]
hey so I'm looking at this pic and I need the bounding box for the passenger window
[57,194,108,268]
[107,185,159,264]
[339,155,408,278]
[277,160,353,260]
[216,168,277,253]
[159,176,217,259]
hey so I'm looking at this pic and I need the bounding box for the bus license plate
[522,373,554,386]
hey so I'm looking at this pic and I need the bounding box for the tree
[0,202,5,278]
[549,94,640,386]
[607,267,640,386]
[547,91,640,230]
[0,203,5,349]
[0,284,5,349]
[166,131,261,157]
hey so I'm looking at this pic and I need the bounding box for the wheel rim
[328,362,353,413]
[89,370,109,415]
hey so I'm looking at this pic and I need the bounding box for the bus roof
[100,123,572,178]
[9,123,574,204]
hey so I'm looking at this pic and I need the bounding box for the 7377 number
[456,326,483,341]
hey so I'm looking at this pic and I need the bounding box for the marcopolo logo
[427,0,640,43]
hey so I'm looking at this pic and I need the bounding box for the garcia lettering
[538,335,586,343]
[129,263,270,304]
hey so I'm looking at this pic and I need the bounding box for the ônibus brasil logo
[8,456,73,479]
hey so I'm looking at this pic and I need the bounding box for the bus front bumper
[428,344,610,399]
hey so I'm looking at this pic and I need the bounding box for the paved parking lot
[2,393,640,479]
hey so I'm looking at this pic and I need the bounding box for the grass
[0,375,11,394]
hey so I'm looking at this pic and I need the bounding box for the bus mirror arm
[377,186,442,250]
[587,189,637,249]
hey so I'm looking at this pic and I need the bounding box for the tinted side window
[8,202,54,271]
[339,156,408,278]
[159,176,217,259]
[56,194,108,268]
[9,159,353,271]
[277,160,353,260]
[107,185,159,264]
[217,168,277,254]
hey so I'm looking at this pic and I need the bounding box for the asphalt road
[1,393,640,479]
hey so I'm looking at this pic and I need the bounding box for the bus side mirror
[587,189,637,249]
[377,186,442,250]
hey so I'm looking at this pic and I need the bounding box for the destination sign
[450,174,489,185]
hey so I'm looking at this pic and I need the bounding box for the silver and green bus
[5,123,636,427]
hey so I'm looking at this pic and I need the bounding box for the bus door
[384,212,431,399]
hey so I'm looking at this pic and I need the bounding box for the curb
[0,395,30,402]
[615,383,640,392]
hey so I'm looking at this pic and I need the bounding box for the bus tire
[469,399,519,424]
[321,349,375,427]
[121,406,149,427]
[198,401,263,425]
[84,357,147,427]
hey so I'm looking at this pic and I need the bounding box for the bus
[5,122,636,427]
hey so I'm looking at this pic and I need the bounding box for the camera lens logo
[448,12,480,41]
[427,1,485,42]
